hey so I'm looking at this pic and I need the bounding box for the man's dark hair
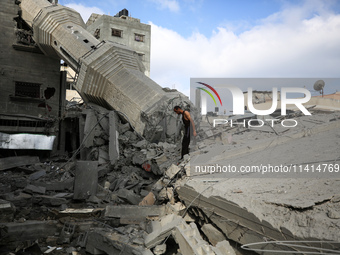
[174,106,181,111]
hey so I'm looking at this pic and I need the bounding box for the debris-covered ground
[1,103,339,254]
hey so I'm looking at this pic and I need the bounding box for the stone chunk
[139,192,156,206]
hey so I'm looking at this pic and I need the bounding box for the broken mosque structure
[1,0,340,254]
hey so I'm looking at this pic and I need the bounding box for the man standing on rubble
[174,106,197,159]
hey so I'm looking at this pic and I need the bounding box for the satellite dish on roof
[313,80,325,97]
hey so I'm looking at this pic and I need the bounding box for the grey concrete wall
[86,14,151,77]
[0,0,62,120]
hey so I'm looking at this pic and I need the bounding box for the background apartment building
[86,9,151,77]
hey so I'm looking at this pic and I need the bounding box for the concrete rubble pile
[1,99,236,255]
[1,98,340,255]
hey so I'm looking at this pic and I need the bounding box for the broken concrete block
[0,156,40,171]
[73,161,98,200]
[109,111,119,165]
[165,164,180,179]
[24,184,46,195]
[116,189,142,205]
[139,192,156,206]
[201,223,226,246]
[172,222,216,255]
[212,240,236,255]
[144,214,184,248]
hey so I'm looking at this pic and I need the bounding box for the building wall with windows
[86,12,151,77]
[0,0,65,134]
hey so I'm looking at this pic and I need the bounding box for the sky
[58,0,340,106]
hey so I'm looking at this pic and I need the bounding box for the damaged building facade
[0,0,66,154]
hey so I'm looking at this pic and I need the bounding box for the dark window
[15,81,41,98]
[94,28,100,39]
[135,34,144,42]
[111,29,122,37]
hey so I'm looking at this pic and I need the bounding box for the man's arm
[184,111,197,137]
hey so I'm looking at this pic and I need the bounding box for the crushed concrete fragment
[201,223,226,246]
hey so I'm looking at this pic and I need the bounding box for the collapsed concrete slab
[178,178,340,253]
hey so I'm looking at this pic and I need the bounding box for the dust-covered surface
[177,111,340,254]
